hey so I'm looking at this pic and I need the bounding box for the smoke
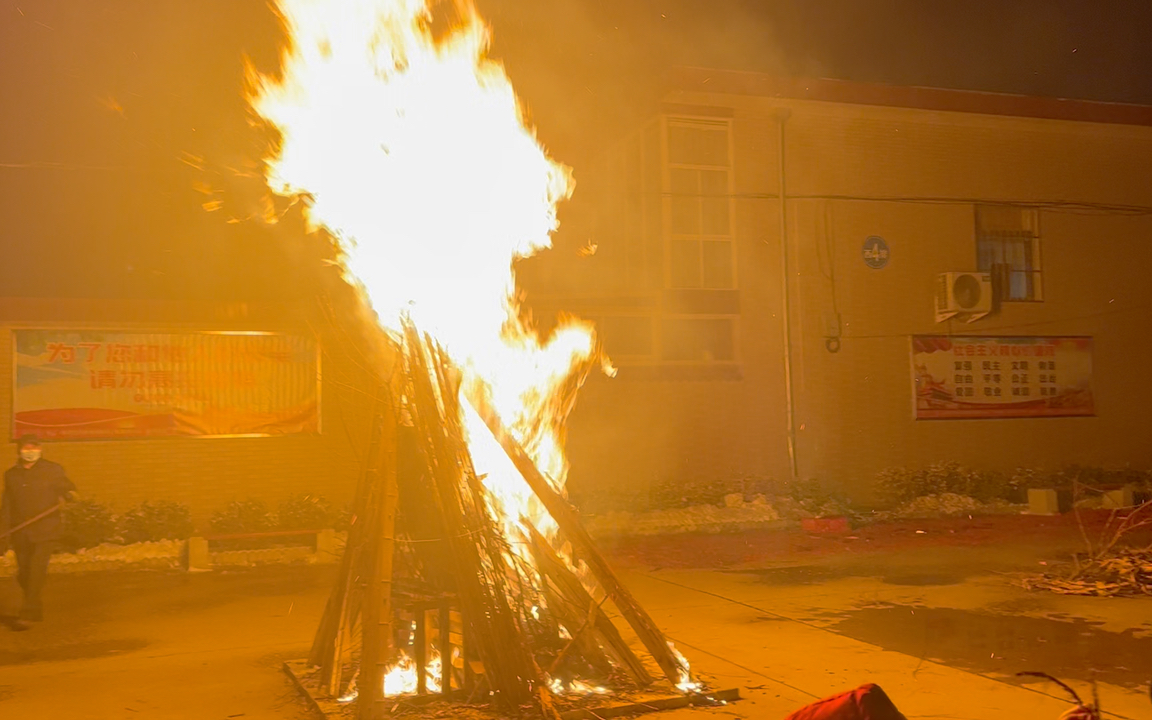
[4,0,1151,301]
[471,0,1152,163]
[473,0,787,159]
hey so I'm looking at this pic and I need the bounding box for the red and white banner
[912,336,1093,420]
[13,330,320,440]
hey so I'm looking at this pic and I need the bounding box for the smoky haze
[1,0,1150,300]
[476,0,1152,159]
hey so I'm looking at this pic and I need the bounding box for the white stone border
[0,530,344,576]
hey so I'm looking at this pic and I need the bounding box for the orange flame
[377,650,441,697]
[243,0,662,698]
[250,0,596,536]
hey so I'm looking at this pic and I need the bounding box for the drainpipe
[776,107,799,486]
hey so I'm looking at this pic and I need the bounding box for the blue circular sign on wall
[862,236,890,269]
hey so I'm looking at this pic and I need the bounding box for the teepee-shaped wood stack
[306,322,697,719]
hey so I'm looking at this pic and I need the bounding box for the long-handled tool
[0,502,65,542]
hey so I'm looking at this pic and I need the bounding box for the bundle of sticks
[1023,549,1152,597]
[307,322,692,719]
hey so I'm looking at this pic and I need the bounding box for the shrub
[58,499,118,552]
[783,478,850,517]
[278,494,334,530]
[118,500,194,544]
[210,498,276,535]
[1054,466,1151,492]
[333,503,353,532]
[1009,467,1048,494]
[647,475,774,511]
[876,462,1013,506]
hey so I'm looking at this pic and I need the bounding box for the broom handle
[0,502,65,541]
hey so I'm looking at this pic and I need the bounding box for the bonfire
[244,0,733,717]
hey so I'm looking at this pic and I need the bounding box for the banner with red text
[912,336,1094,420]
[13,330,319,440]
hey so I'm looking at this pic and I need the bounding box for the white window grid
[661,117,738,291]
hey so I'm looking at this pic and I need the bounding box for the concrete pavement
[615,531,1152,720]
[1,520,1149,719]
[0,566,330,719]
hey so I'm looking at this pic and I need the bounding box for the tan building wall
[550,113,793,511]
[549,71,1152,506]
[0,297,386,526]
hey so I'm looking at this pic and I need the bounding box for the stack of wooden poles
[307,322,690,719]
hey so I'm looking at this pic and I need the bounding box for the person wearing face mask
[0,434,76,630]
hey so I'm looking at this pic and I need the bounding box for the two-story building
[530,68,1152,509]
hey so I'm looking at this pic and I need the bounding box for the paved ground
[2,515,1150,719]
[605,514,1152,720]
[0,566,328,719]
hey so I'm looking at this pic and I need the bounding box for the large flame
[250,0,594,535]
[247,0,698,699]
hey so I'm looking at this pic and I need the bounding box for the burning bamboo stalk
[324,570,353,697]
[321,495,371,697]
[310,387,392,695]
[403,327,540,711]
[358,395,400,719]
[468,392,690,690]
[533,563,615,681]
[524,523,654,687]
[547,591,605,677]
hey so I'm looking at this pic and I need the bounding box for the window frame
[974,206,1044,303]
[656,313,741,366]
[590,311,742,367]
[661,116,738,291]
[592,311,657,364]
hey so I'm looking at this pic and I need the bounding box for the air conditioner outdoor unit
[935,272,992,323]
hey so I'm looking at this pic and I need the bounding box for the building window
[592,314,736,365]
[660,317,736,363]
[975,205,1042,301]
[665,119,734,289]
[597,315,655,359]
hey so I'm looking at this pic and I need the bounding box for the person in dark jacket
[0,434,76,629]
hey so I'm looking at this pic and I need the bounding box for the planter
[1027,488,1074,515]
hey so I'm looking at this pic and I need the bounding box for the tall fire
[249,0,594,523]
[248,0,724,718]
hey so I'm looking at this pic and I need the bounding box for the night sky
[2,0,1150,300]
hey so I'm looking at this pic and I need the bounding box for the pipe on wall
[775,107,799,485]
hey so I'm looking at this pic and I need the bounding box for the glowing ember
[569,679,610,695]
[425,648,443,694]
[382,653,418,697]
[372,649,442,698]
[669,642,700,692]
[249,0,595,540]
[548,677,609,696]
[337,671,359,703]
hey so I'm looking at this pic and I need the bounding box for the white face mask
[19,448,41,464]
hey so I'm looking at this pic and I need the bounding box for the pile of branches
[1023,548,1152,597]
[392,324,685,714]
[308,319,698,719]
[1024,496,1152,597]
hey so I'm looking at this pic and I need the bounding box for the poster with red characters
[13,330,320,440]
[912,336,1094,420]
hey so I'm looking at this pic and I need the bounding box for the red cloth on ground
[783,684,908,720]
